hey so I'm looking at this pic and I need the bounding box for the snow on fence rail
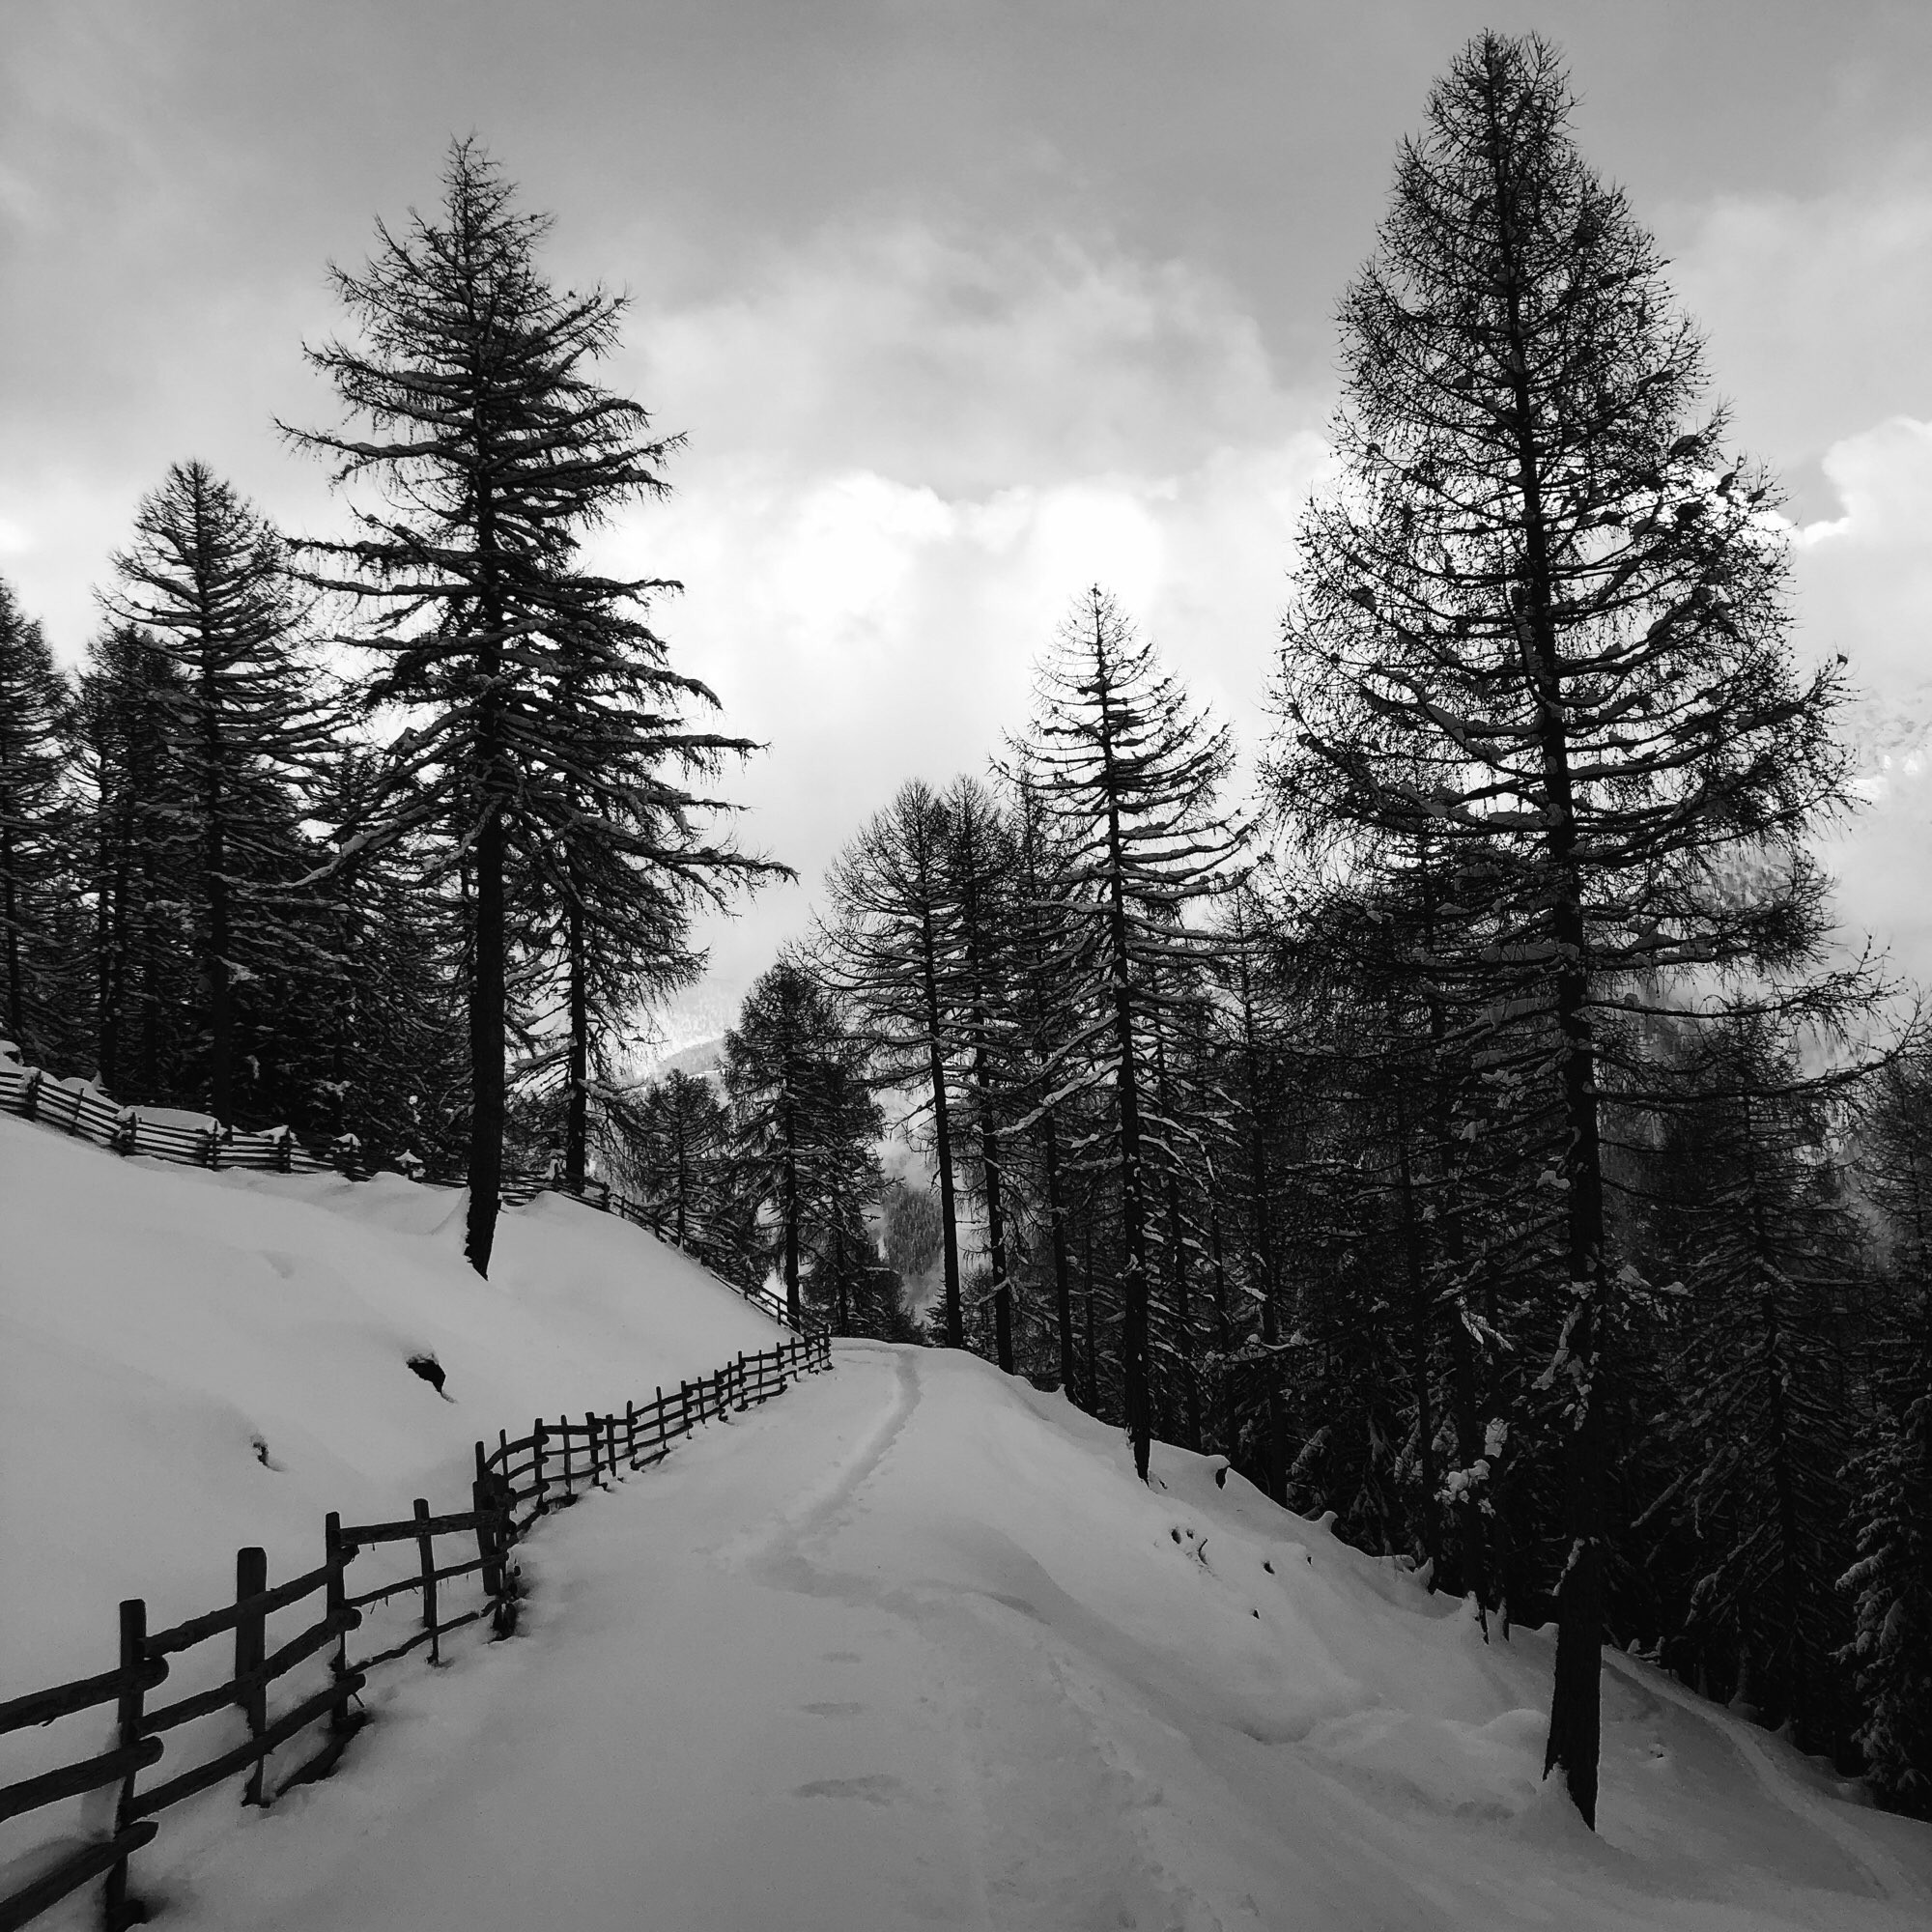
[0,1329,834,1932]
[0,1047,799,1333]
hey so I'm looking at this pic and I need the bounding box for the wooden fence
[0,1329,834,1932]
[0,1052,798,1332]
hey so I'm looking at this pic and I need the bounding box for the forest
[0,34,1926,1829]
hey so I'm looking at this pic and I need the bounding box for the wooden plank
[336,1509,482,1548]
[146,1563,330,1656]
[347,1572,427,1613]
[0,1821,159,1932]
[0,1737,163,1824]
[128,1677,361,1822]
[0,1656,166,1736]
[350,1625,434,1674]
[142,1606,355,1736]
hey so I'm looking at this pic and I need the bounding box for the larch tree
[0,579,72,1065]
[1273,31,1859,1824]
[1002,761,1085,1397]
[1840,1049,1932,1815]
[99,463,323,1124]
[819,779,967,1346]
[943,775,1022,1373]
[71,624,194,1099]
[287,137,772,1274]
[724,957,880,1325]
[1017,586,1244,1482]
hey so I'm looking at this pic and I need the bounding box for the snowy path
[168,1342,1932,1932]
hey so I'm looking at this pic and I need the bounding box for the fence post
[625,1399,638,1470]
[531,1418,548,1514]
[235,1547,268,1804]
[325,1512,355,1738]
[680,1379,692,1436]
[101,1598,150,1931]
[414,1498,440,1664]
[584,1411,601,1488]
[606,1413,620,1485]
[472,1443,501,1604]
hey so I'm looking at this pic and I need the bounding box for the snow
[7,1113,1932,1928]
[0,1108,785,1685]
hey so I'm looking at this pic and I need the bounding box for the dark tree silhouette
[1017,586,1243,1482]
[100,462,321,1123]
[0,579,71,1065]
[1274,31,1859,1824]
[287,138,773,1273]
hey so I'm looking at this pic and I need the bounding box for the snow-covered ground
[0,1108,785,1686]
[114,1346,1932,1931]
[7,1110,1932,1929]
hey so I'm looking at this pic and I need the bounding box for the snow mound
[0,1109,784,1685]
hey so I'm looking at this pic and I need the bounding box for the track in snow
[152,1342,1932,1932]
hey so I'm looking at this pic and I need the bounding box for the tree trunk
[465,800,507,1275]
[2,827,22,1053]
[781,1096,802,1325]
[1481,94,1611,1819]
[1042,1113,1077,1399]
[201,691,233,1125]
[927,1025,963,1348]
[986,1116,1012,1372]
[1397,1135,1440,1580]
[564,898,589,1189]
[1236,936,1288,1504]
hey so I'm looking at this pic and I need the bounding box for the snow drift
[0,1107,785,1687]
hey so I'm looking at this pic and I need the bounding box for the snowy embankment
[7,1111,1932,1930]
[0,1107,784,1689]
[130,1346,1932,1932]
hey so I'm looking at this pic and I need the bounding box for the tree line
[0,36,1925,1833]
[0,141,779,1279]
[673,34,1932,1829]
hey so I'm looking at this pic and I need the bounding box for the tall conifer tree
[100,461,323,1124]
[0,579,71,1065]
[288,138,770,1273]
[1274,32,1858,1823]
[1018,586,1243,1481]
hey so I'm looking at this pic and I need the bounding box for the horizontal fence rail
[0,1050,805,1335]
[0,1329,833,1932]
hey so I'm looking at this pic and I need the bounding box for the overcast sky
[4,1,1930,1034]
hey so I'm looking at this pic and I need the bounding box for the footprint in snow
[792,1774,901,1804]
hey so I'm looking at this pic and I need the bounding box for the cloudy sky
[4,1,1929,1028]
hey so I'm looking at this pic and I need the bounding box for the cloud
[1667,171,1932,500]
[1784,417,1932,984]
[581,219,1328,1002]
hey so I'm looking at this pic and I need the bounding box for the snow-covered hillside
[94,1351,1932,1929]
[7,1114,1931,1929]
[0,1109,785,1687]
